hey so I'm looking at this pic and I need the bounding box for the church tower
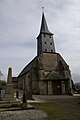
[37,12,55,56]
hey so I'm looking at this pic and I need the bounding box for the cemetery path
[0,109,47,120]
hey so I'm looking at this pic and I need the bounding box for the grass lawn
[31,103,80,120]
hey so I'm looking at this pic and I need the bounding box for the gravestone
[0,88,2,100]
[22,91,27,109]
[16,90,19,99]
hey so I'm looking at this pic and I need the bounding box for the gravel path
[0,110,47,120]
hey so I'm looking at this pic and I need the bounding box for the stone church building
[17,12,72,96]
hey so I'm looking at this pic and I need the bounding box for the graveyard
[0,93,80,120]
[0,68,80,120]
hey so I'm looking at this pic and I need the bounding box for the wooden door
[52,81,61,95]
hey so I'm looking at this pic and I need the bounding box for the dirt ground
[28,94,80,117]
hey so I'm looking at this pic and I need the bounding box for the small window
[50,42,52,45]
[44,41,46,44]
[51,50,53,52]
[50,35,51,38]
[44,34,46,37]
[45,49,47,51]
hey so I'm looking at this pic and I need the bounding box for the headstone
[23,91,26,103]
[1,90,5,98]
[21,91,27,109]
[16,90,19,99]
[0,89,2,100]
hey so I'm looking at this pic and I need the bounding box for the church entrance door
[52,81,61,95]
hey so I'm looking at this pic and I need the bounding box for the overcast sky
[0,0,80,82]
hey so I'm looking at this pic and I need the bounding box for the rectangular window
[44,34,46,37]
[50,42,52,45]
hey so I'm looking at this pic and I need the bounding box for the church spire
[37,11,55,56]
[40,10,53,35]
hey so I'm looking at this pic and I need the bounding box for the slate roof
[18,56,37,77]
[39,12,53,35]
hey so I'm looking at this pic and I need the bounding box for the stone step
[0,103,20,108]
[0,104,34,112]
[0,107,22,112]
[0,100,20,104]
[0,100,21,108]
[27,104,34,109]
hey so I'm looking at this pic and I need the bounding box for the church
[17,11,72,96]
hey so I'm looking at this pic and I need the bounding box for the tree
[0,71,6,89]
[0,71,3,80]
[74,83,80,94]
[0,80,6,89]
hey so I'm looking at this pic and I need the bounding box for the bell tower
[37,11,55,56]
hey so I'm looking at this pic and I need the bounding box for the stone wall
[38,53,57,71]
[18,52,72,95]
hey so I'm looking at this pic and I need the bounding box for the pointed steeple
[37,10,55,56]
[40,12,53,35]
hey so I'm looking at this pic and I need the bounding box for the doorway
[52,81,61,95]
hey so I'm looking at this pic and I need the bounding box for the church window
[44,34,46,37]
[45,49,47,51]
[44,41,46,44]
[50,42,52,45]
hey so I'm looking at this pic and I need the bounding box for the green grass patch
[31,103,80,120]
